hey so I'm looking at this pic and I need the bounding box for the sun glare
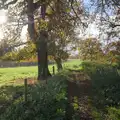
[0,10,7,24]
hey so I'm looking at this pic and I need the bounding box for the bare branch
[6,0,18,6]
[0,0,18,9]
[7,41,29,50]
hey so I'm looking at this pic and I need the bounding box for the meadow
[0,59,81,86]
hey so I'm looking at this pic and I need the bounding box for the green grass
[0,59,81,86]
[0,65,54,86]
[63,59,82,70]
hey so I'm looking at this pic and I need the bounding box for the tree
[0,27,22,57]
[16,42,36,61]
[1,50,17,61]
[78,37,103,61]
[105,41,120,65]
[0,0,109,79]
[26,0,82,79]
[82,0,119,48]
[48,30,70,71]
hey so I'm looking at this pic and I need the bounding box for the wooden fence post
[24,79,28,103]
[45,68,48,84]
[53,66,55,75]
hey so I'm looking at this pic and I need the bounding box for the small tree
[105,41,120,66]
[16,42,36,62]
[78,38,103,61]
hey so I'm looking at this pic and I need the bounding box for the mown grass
[0,59,81,86]
[0,65,53,86]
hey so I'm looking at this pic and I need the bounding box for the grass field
[0,59,81,86]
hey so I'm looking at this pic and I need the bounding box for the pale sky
[0,10,7,24]
[21,25,28,42]
[0,10,7,40]
[78,23,99,39]
[0,9,28,42]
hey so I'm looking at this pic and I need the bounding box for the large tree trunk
[27,0,35,40]
[55,58,63,72]
[37,31,51,80]
[27,0,51,80]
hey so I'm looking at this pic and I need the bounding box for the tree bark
[27,0,35,40]
[37,31,51,80]
[27,1,51,80]
[55,58,63,72]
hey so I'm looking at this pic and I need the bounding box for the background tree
[105,41,120,66]
[16,42,36,62]
[78,37,103,61]
[48,30,71,71]
[0,26,22,57]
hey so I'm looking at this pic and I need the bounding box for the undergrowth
[0,70,69,120]
[82,61,120,120]
[1,61,120,120]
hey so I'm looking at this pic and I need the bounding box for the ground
[66,70,93,120]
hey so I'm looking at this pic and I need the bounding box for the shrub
[0,71,68,120]
[82,61,120,119]
[107,107,120,120]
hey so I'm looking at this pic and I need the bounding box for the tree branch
[0,0,18,9]
[6,0,18,6]
[7,41,29,50]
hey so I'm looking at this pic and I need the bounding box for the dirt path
[66,71,93,120]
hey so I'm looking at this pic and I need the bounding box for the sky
[0,0,117,56]
[1,0,116,44]
[0,0,101,43]
[78,23,99,38]
[0,9,28,42]
[21,25,28,42]
[0,10,7,40]
[83,0,96,13]
[0,10,7,24]
[0,8,100,43]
